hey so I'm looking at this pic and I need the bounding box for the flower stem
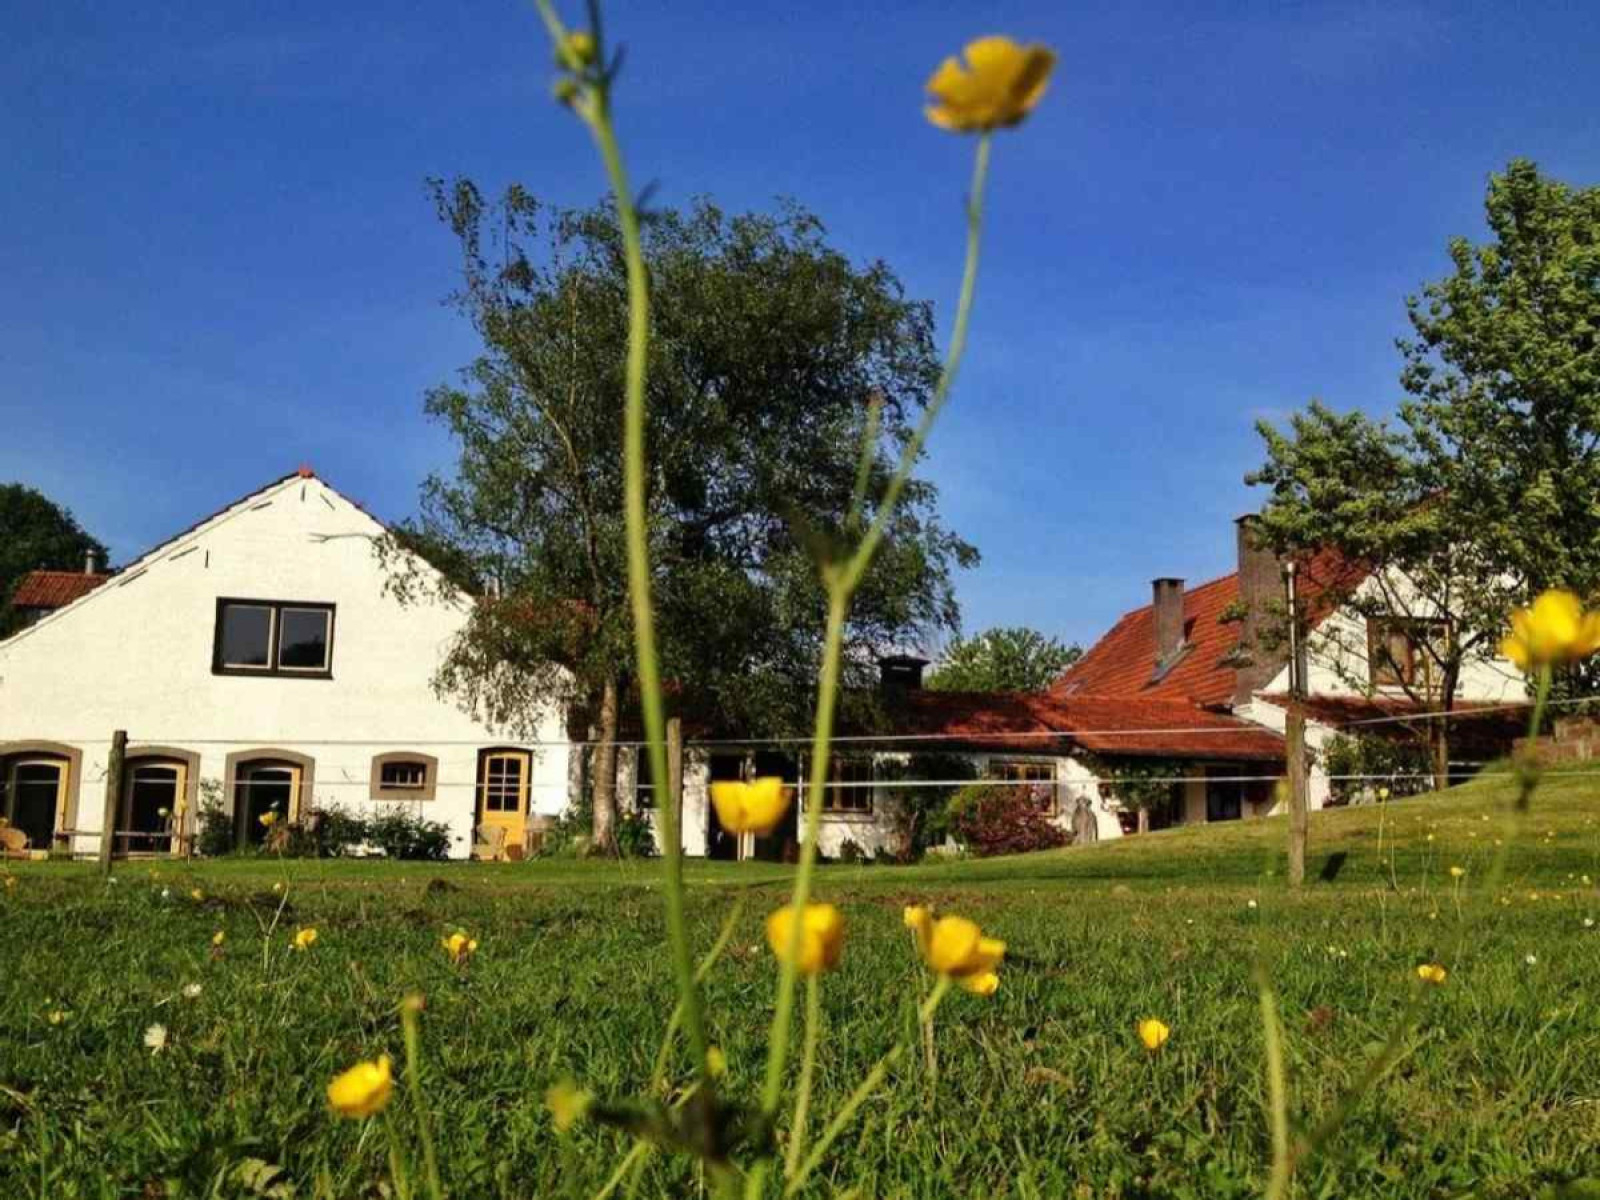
[383,1109,415,1200]
[400,997,442,1200]
[782,974,823,1181]
[758,130,994,1167]
[544,3,710,1083]
[1257,969,1292,1200]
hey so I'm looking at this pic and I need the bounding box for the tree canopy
[1247,159,1600,776]
[925,626,1080,692]
[0,484,108,636]
[383,183,977,843]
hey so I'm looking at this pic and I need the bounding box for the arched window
[0,741,82,854]
[121,748,199,856]
[224,749,315,849]
[371,752,438,802]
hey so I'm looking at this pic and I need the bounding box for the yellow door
[478,751,530,857]
[7,758,67,857]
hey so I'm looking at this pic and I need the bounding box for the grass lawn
[4,763,1600,1198]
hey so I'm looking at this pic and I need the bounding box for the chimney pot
[85,549,99,576]
[1152,577,1186,666]
[878,654,928,695]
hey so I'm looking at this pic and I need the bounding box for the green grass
[4,764,1600,1198]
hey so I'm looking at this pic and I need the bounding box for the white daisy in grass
[181,983,203,1000]
[1525,954,1539,967]
[143,1024,168,1054]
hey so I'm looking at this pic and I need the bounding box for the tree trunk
[1286,709,1309,888]
[667,716,684,857]
[1137,807,1150,835]
[1431,669,1458,793]
[591,676,620,856]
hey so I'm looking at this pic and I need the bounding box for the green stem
[593,1141,652,1200]
[580,53,709,1084]
[400,999,442,1200]
[383,1110,415,1200]
[783,974,823,1180]
[781,981,952,1199]
[1257,971,1292,1200]
[761,589,849,1121]
[838,132,990,595]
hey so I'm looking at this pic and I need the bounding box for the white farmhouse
[0,470,571,861]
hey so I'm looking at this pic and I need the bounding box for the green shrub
[945,782,1068,858]
[366,807,452,861]
[1320,733,1433,805]
[194,780,234,858]
[614,811,657,858]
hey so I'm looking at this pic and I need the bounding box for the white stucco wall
[0,475,571,859]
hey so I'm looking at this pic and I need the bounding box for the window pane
[279,609,331,670]
[381,761,426,789]
[220,605,273,667]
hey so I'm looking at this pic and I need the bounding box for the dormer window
[214,600,335,678]
[1367,617,1448,690]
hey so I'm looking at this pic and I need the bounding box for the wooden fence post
[99,729,127,874]
[667,717,684,855]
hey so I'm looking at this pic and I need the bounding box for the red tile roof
[10,570,109,610]
[886,689,1285,761]
[1257,692,1527,758]
[1055,547,1369,710]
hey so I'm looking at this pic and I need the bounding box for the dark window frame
[1366,617,1448,690]
[821,755,875,816]
[212,599,337,679]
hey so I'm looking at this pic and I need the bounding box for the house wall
[1234,567,1526,810]
[0,476,571,859]
[616,746,1127,859]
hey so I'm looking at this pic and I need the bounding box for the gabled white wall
[1236,565,1528,809]
[0,475,571,858]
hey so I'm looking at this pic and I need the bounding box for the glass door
[7,759,66,852]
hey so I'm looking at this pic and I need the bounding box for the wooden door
[478,751,530,855]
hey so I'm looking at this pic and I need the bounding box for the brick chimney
[1152,578,1185,667]
[1231,515,1287,707]
[878,654,928,700]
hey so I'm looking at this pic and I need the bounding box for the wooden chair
[472,824,508,862]
[0,826,29,860]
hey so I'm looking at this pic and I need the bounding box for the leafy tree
[0,484,108,636]
[1095,758,1184,834]
[383,183,976,851]
[1249,160,1600,785]
[925,626,1080,692]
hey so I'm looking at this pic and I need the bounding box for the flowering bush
[945,783,1068,857]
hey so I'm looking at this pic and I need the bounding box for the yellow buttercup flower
[709,777,792,836]
[190,889,204,902]
[1137,1018,1171,1052]
[925,36,1057,133]
[765,903,846,975]
[327,1055,393,1118]
[706,1045,728,1078]
[1501,589,1600,671]
[442,931,479,966]
[292,927,318,951]
[211,930,226,947]
[545,1080,591,1133]
[259,811,279,829]
[1416,962,1448,985]
[1449,865,1466,879]
[905,907,1005,995]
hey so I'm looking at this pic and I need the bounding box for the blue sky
[3,1,1596,649]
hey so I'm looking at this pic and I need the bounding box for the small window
[1368,618,1447,689]
[989,759,1056,814]
[219,604,274,668]
[213,600,335,678]
[821,756,874,814]
[635,751,655,809]
[371,753,438,801]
